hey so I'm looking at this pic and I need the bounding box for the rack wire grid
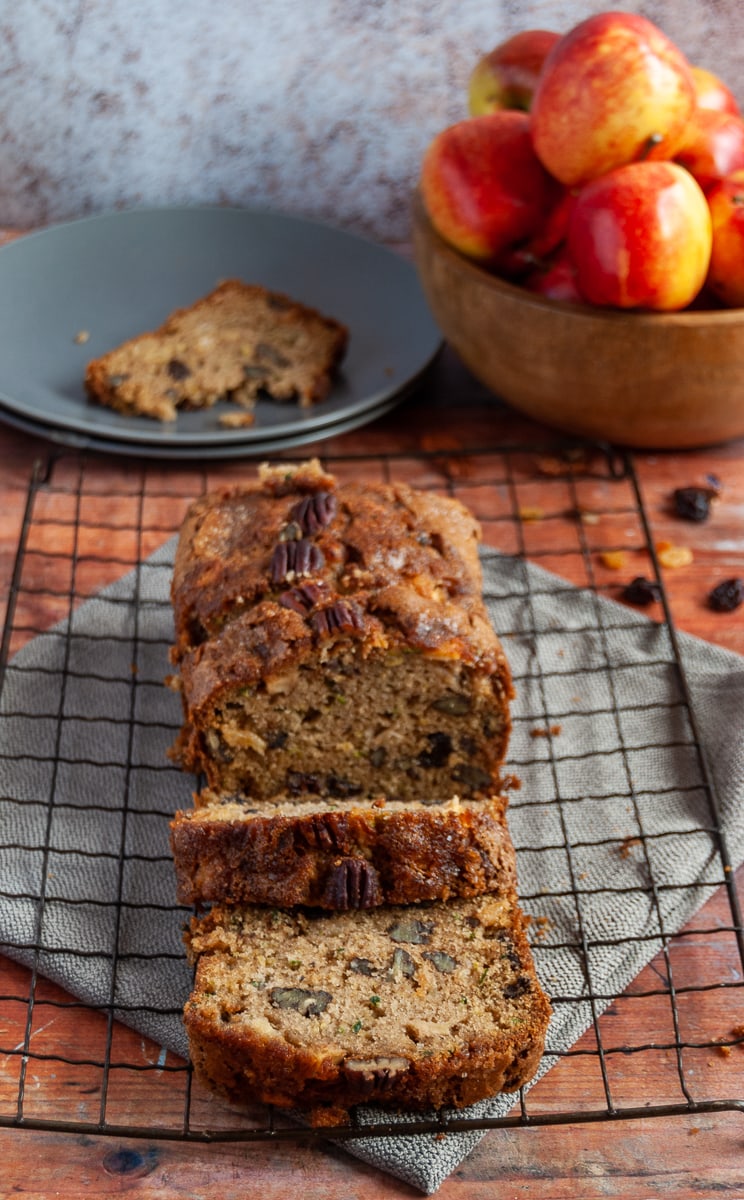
[0,443,742,1147]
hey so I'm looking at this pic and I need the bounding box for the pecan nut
[278,520,303,543]
[387,947,417,980]
[423,950,457,974]
[278,581,326,614]
[322,857,381,909]
[387,917,435,945]
[295,812,339,852]
[310,599,364,638]
[343,1056,410,1089]
[431,693,470,716]
[349,957,377,976]
[269,987,332,1016]
[290,491,338,535]
[270,538,325,584]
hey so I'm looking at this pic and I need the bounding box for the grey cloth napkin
[1,538,742,1194]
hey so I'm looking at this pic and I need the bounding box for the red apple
[675,109,744,191]
[496,186,575,278]
[520,187,576,258]
[531,12,696,187]
[468,30,560,115]
[691,65,741,117]
[523,248,583,303]
[420,111,556,264]
[567,161,712,310]
[706,169,744,307]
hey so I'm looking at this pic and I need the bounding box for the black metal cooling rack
[0,443,742,1147]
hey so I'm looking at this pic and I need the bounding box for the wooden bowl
[411,190,744,449]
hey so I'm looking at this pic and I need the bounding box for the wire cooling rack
[0,444,741,1146]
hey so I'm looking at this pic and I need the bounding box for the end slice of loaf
[184,891,551,1124]
[85,280,348,421]
[169,462,513,801]
[170,790,516,908]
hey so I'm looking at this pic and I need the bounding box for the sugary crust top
[171,461,513,699]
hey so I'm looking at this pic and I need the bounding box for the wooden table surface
[0,232,741,1197]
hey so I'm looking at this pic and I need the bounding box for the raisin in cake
[169,460,514,803]
[170,790,516,908]
[184,890,551,1124]
[84,280,348,422]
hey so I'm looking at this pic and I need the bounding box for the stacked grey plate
[0,207,441,459]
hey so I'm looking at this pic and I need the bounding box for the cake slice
[183,891,551,1124]
[170,789,516,908]
[84,280,348,421]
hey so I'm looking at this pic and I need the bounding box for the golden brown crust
[85,281,348,421]
[170,794,515,908]
[183,894,551,1123]
[169,465,499,662]
[185,1009,547,1121]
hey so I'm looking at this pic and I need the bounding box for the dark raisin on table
[673,486,713,522]
[708,578,744,613]
[621,576,662,606]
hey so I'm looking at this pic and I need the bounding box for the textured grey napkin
[1,539,742,1194]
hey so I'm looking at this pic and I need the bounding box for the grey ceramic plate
[0,391,408,460]
[0,206,440,452]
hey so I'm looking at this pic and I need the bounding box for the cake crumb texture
[184,893,551,1122]
[85,280,348,421]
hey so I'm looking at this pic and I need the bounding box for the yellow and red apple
[531,12,697,187]
[468,30,560,115]
[675,109,744,192]
[706,169,744,306]
[567,161,712,310]
[420,111,556,264]
[420,12,744,315]
[690,66,741,117]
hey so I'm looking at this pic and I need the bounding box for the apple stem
[638,132,664,160]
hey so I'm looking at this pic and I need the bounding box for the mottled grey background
[1,1,743,241]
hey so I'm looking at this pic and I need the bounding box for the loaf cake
[170,790,516,908]
[170,461,550,1124]
[169,460,514,803]
[183,890,551,1124]
[84,280,348,422]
